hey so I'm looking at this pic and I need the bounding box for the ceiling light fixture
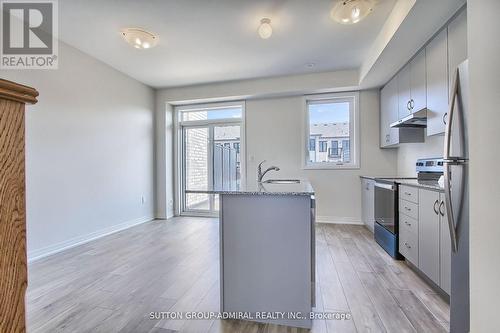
[121,28,159,49]
[330,0,375,25]
[258,18,273,39]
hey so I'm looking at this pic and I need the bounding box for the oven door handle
[375,182,395,191]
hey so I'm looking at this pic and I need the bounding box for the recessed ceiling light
[258,18,273,39]
[331,0,375,25]
[121,28,159,49]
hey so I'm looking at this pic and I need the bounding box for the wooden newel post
[0,78,38,333]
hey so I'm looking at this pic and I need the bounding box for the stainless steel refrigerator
[443,59,469,333]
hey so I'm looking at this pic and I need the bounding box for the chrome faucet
[257,160,280,183]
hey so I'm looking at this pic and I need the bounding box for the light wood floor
[27,217,450,333]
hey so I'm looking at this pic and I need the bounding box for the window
[309,138,316,151]
[319,141,327,152]
[330,140,339,157]
[180,105,242,121]
[176,101,245,216]
[303,92,359,169]
[342,139,350,161]
[233,142,240,153]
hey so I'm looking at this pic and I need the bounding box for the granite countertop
[396,179,444,192]
[185,180,315,196]
[361,175,444,191]
[360,175,416,180]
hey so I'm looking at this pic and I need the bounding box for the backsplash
[397,134,444,176]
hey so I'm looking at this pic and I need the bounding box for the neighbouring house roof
[310,122,349,138]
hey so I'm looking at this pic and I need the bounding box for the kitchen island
[186,180,315,328]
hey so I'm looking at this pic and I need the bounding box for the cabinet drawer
[399,227,418,265]
[399,213,418,236]
[399,199,418,220]
[399,185,418,204]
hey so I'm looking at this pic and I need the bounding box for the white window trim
[302,91,360,170]
[173,100,246,217]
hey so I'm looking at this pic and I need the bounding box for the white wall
[1,42,156,260]
[245,91,397,222]
[468,1,500,331]
[156,72,398,222]
[396,134,444,176]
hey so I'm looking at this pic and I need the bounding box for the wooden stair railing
[0,78,38,333]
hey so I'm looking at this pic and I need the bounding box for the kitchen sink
[263,179,300,184]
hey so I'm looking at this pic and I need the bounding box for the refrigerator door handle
[443,67,464,253]
[444,162,459,253]
[444,68,459,162]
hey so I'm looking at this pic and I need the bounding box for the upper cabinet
[426,29,449,136]
[380,77,399,147]
[398,49,427,119]
[380,75,424,148]
[397,63,411,119]
[410,49,427,112]
[379,7,467,142]
[448,9,468,94]
[426,9,467,136]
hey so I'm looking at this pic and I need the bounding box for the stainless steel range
[373,179,403,259]
[373,158,444,259]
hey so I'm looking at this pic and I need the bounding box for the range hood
[390,109,427,128]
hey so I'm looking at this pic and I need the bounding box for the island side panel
[220,194,312,328]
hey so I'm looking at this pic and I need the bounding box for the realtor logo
[1,0,58,69]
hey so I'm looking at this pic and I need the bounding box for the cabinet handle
[410,99,415,109]
[407,100,411,110]
[443,112,448,125]
[433,199,439,215]
[405,221,411,227]
[405,242,411,249]
[404,191,412,196]
[405,206,411,211]
[439,200,445,216]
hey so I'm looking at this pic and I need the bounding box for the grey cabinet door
[380,77,399,147]
[380,84,391,147]
[418,189,440,285]
[388,79,400,145]
[361,179,375,232]
[398,64,411,119]
[367,180,375,232]
[448,9,467,93]
[439,193,451,294]
[361,179,368,224]
[426,29,449,136]
[410,48,427,112]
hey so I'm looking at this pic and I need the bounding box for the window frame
[174,100,246,217]
[319,140,328,152]
[302,92,360,169]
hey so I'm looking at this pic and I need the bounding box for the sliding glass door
[177,102,244,216]
[183,126,211,212]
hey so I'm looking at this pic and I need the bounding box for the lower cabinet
[439,196,451,294]
[418,189,441,285]
[398,186,451,294]
[399,212,419,265]
[361,178,375,232]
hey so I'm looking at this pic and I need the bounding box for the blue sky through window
[206,107,242,119]
[309,102,349,124]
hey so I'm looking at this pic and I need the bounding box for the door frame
[173,101,246,217]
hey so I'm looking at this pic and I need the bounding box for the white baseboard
[28,216,154,263]
[316,215,363,225]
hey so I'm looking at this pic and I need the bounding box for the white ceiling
[59,0,397,88]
